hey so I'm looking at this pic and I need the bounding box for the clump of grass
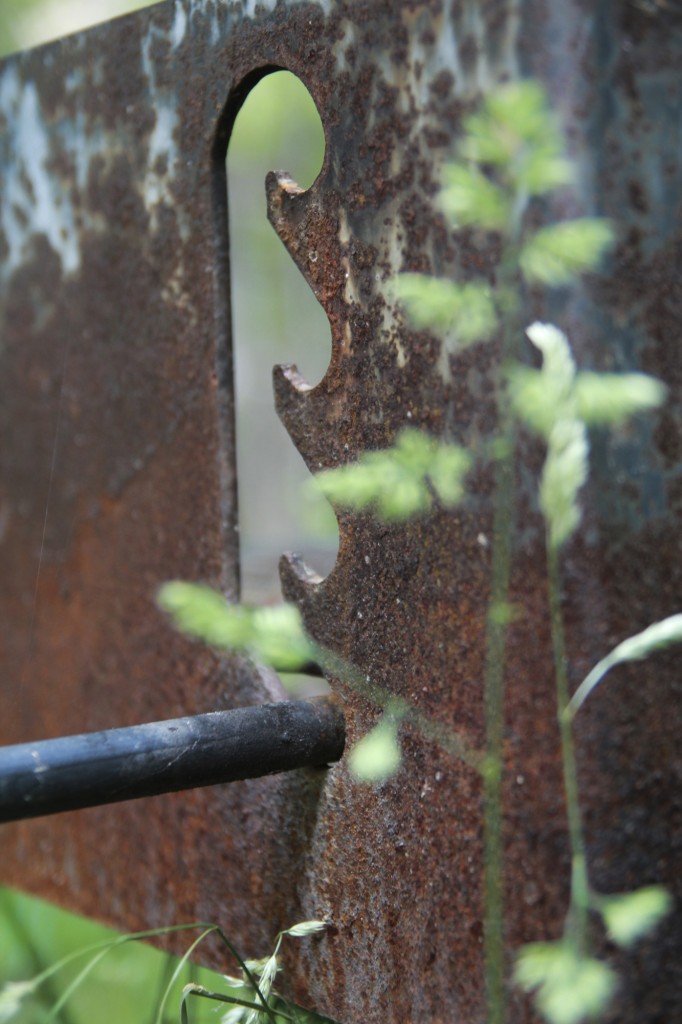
[0,918,335,1024]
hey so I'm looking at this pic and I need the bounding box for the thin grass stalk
[546,541,590,951]
[482,229,523,1023]
[154,928,217,1024]
[482,398,515,1023]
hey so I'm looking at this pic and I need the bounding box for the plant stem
[314,644,483,769]
[481,219,525,1023]
[482,403,515,1024]
[481,273,527,1022]
[546,541,590,951]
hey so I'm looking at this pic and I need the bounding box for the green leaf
[574,371,666,425]
[460,81,573,195]
[514,325,664,437]
[600,886,672,948]
[377,473,429,519]
[314,428,471,522]
[540,418,589,550]
[428,442,473,506]
[311,462,380,512]
[348,717,402,783]
[393,274,463,332]
[393,274,498,346]
[521,148,574,197]
[609,613,682,663]
[568,613,682,716]
[250,605,315,671]
[157,584,313,671]
[157,582,251,648]
[484,80,556,149]
[520,219,614,286]
[154,927,219,1024]
[439,163,509,229]
[508,366,561,437]
[509,320,662,548]
[515,942,616,1024]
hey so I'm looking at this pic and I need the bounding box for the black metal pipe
[0,699,345,823]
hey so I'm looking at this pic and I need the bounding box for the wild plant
[0,917,333,1024]
[158,82,677,1024]
[181,919,332,1024]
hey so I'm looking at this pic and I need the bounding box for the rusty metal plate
[1,1,681,1021]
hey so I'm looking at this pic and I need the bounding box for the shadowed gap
[226,70,338,608]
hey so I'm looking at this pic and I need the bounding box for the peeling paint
[141,27,184,233]
[171,0,188,48]
[0,71,81,275]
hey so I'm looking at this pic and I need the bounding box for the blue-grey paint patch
[171,0,188,48]
[0,68,81,276]
[141,24,186,235]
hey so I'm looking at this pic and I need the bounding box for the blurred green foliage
[0,888,228,1023]
[0,0,156,58]
[158,581,314,671]
[0,890,336,1024]
[314,427,471,521]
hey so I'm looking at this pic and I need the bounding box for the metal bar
[0,699,344,823]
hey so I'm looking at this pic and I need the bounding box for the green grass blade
[154,928,218,1024]
[45,946,114,1021]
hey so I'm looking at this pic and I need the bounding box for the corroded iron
[1,2,681,1022]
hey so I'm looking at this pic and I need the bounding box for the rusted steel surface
[1,1,681,1021]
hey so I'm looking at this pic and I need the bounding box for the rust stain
[0,1,681,1022]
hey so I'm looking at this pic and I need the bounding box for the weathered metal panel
[1,1,681,1021]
